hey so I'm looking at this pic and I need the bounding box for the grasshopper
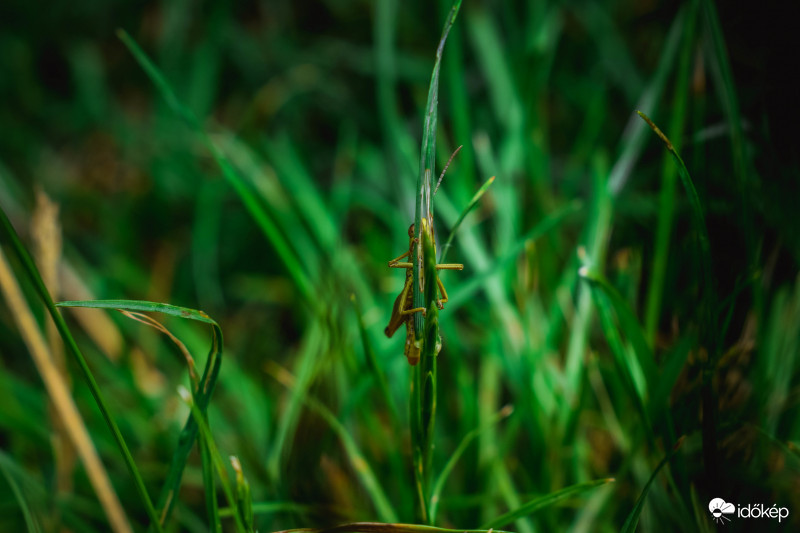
[384,218,463,365]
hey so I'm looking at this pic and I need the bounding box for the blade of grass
[439,175,495,263]
[266,322,323,483]
[639,110,719,481]
[0,250,132,533]
[429,405,513,524]
[579,268,657,396]
[644,0,700,347]
[56,299,223,530]
[562,154,611,431]
[116,29,315,306]
[480,478,616,530]
[219,502,314,518]
[276,523,511,533]
[447,199,582,310]
[230,457,254,532]
[701,0,757,302]
[0,206,162,532]
[650,335,693,423]
[177,387,246,533]
[412,0,462,339]
[580,267,654,444]
[351,294,398,425]
[620,438,685,533]
[267,362,398,523]
[201,437,220,533]
[638,112,714,329]
[0,450,43,533]
[608,9,685,195]
[410,2,461,523]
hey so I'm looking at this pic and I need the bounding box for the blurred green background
[1,0,799,531]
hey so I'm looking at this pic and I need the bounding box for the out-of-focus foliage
[0,0,798,532]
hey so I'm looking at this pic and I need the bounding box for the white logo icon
[709,498,736,524]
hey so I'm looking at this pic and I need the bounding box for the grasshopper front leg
[433,262,462,309]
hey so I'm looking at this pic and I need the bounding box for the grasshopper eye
[408,224,415,238]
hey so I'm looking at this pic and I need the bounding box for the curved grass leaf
[56,299,223,530]
[429,405,513,524]
[480,478,615,530]
[638,111,715,343]
[620,437,685,533]
[0,207,163,532]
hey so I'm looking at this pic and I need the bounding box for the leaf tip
[637,110,674,151]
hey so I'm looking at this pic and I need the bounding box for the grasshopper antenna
[433,145,463,197]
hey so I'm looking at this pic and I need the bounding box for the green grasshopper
[384,217,463,365]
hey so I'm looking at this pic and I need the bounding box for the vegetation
[0,1,797,532]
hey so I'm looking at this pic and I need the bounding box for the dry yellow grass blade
[0,246,133,533]
[31,189,77,504]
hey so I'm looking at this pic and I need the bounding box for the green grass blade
[219,502,314,518]
[0,450,42,533]
[178,387,246,533]
[439,175,495,263]
[351,295,398,425]
[266,323,323,483]
[701,0,756,281]
[638,111,715,346]
[201,436,221,533]
[644,0,700,347]
[230,457,254,532]
[620,438,685,533]
[56,299,223,529]
[447,199,581,310]
[580,269,655,443]
[579,269,657,395]
[429,405,512,524]
[480,478,615,530]
[412,0,462,338]
[563,155,612,428]
[116,29,314,305]
[0,206,163,532]
[608,10,684,196]
[409,2,461,523]
[268,363,398,523]
[278,523,511,533]
[56,300,218,325]
[650,335,693,423]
